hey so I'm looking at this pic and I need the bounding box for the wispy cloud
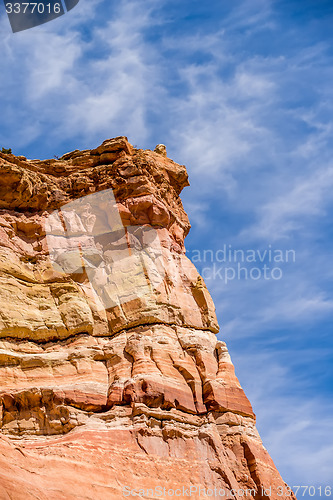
[233,350,333,488]
[0,0,165,153]
[241,165,333,241]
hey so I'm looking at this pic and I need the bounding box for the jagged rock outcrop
[0,138,295,499]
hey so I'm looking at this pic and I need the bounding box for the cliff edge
[0,137,295,499]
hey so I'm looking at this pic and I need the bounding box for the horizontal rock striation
[0,138,295,499]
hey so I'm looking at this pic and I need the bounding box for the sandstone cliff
[0,138,295,499]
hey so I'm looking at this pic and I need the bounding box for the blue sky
[0,0,332,493]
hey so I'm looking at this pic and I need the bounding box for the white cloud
[0,0,166,150]
[240,165,333,241]
[232,351,333,487]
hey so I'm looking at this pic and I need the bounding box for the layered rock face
[0,138,295,499]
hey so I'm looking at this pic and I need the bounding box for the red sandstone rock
[0,138,296,499]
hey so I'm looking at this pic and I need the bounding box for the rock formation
[0,138,295,499]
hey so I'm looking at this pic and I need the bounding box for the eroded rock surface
[0,138,295,499]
